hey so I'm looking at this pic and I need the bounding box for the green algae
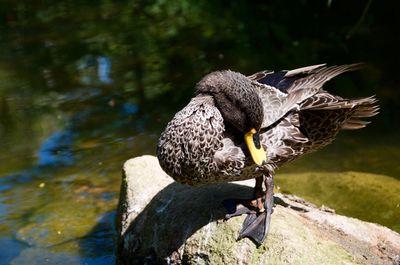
[248,208,359,265]
[16,201,102,247]
[182,206,364,265]
[274,132,400,233]
[275,171,400,233]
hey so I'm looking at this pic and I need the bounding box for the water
[0,1,399,264]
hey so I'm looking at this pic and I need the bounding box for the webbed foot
[223,198,258,219]
[238,211,271,246]
[224,174,274,246]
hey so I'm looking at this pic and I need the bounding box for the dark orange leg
[223,176,266,219]
[251,176,265,212]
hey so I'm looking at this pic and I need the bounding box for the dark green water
[0,1,399,264]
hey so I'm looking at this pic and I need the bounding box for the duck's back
[157,95,225,185]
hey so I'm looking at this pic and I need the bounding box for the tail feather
[342,95,379,130]
[300,92,379,131]
[351,105,380,118]
[342,120,371,130]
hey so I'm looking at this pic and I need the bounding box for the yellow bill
[244,128,267,166]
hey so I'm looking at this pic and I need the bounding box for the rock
[16,201,100,247]
[116,155,400,265]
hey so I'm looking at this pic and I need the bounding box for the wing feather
[250,64,364,128]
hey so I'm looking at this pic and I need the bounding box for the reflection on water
[0,1,399,264]
[37,130,74,166]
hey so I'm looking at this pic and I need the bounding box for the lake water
[0,1,399,264]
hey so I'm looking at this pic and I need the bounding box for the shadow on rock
[117,181,254,265]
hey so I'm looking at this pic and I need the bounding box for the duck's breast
[157,95,225,185]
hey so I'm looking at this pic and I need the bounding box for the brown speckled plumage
[157,64,379,186]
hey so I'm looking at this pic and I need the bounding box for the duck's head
[196,70,267,166]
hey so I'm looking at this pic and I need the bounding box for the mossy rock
[276,171,400,232]
[16,200,102,247]
[117,156,400,265]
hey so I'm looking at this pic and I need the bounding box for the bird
[156,63,379,246]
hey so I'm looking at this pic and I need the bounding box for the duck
[156,63,379,245]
